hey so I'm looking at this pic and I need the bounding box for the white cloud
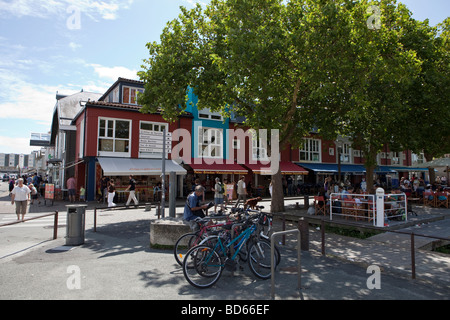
[89,63,138,81]
[0,136,36,155]
[182,0,208,7]
[69,42,82,51]
[0,0,134,21]
[0,81,73,125]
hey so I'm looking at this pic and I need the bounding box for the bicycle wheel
[259,238,281,267]
[174,233,200,266]
[182,245,223,289]
[248,240,273,280]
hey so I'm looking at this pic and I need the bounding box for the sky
[0,0,448,155]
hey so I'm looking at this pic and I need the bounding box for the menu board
[45,184,55,200]
[225,183,237,200]
[139,130,172,155]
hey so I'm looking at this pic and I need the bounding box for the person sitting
[183,186,209,230]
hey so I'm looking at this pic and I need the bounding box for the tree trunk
[366,165,375,194]
[424,153,436,184]
[270,169,285,213]
[364,146,378,194]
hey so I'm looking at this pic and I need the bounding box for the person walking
[67,176,76,203]
[125,175,139,207]
[234,176,247,208]
[212,177,224,213]
[107,179,116,207]
[11,178,31,221]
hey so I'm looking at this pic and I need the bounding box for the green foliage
[138,0,449,194]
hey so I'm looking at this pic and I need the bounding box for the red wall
[75,106,192,161]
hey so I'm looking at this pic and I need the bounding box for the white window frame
[98,118,131,157]
[122,86,144,105]
[198,108,223,121]
[252,137,269,161]
[340,143,352,164]
[198,127,223,159]
[139,121,170,159]
[299,138,321,162]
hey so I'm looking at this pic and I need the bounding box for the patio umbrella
[417,157,450,184]
[417,157,450,168]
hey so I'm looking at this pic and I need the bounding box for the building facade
[63,77,429,202]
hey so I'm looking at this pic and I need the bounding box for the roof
[56,91,103,127]
[50,90,102,144]
[71,100,193,123]
[98,77,144,101]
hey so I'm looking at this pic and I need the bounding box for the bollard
[321,219,325,256]
[304,195,309,210]
[298,218,309,251]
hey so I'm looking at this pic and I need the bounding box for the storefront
[96,157,187,203]
[244,161,309,197]
[184,159,248,199]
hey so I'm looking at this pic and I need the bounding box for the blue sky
[0,0,448,155]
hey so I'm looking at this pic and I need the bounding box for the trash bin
[65,204,87,246]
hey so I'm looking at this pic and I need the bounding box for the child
[80,186,86,202]
[29,183,40,205]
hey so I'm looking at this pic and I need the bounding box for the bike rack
[270,229,301,300]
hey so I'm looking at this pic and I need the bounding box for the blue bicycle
[182,213,278,289]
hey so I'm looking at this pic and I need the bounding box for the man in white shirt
[11,178,31,221]
[234,176,247,208]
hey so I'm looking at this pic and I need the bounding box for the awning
[297,163,367,174]
[296,163,422,174]
[187,159,248,175]
[245,161,308,175]
[390,166,432,172]
[97,157,187,176]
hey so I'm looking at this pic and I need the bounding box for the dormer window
[123,86,144,105]
[198,108,223,121]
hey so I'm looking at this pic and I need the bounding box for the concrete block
[150,218,191,247]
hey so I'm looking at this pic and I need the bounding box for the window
[198,127,222,158]
[123,86,144,105]
[412,152,425,165]
[340,143,351,163]
[98,118,131,156]
[198,108,223,121]
[252,137,269,161]
[299,138,321,162]
[112,87,119,103]
[139,121,170,158]
[391,152,401,165]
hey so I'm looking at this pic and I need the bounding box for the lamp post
[336,139,343,184]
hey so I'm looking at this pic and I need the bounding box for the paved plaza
[0,182,449,302]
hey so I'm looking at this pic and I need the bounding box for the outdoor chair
[435,192,449,208]
[314,196,327,215]
[342,198,358,220]
[423,191,435,207]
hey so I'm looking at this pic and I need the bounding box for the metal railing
[318,219,450,280]
[329,192,408,226]
[93,203,154,232]
[270,228,302,300]
[0,211,59,240]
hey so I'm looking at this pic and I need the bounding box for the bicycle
[173,213,233,266]
[182,213,279,289]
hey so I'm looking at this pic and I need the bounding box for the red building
[72,78,192,201]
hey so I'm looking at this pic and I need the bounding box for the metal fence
[0,211,59,240]
[329,192,408,226]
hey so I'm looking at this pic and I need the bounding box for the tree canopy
[139,0,449,209]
